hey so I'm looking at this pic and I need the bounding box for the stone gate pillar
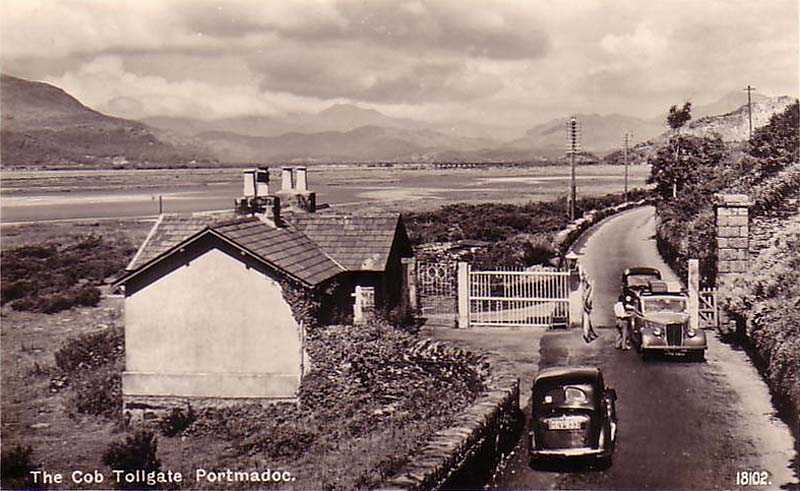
[714,193,752,331]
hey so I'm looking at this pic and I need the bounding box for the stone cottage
[114,167,412,418]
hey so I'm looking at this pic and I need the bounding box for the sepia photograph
[0,1,798,490]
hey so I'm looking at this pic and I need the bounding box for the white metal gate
[465,265,570,327]
[699,288,718,329]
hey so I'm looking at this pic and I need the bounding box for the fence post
[457,262,470,328]
[688,259,700,331]
[568,264,583,329]
[401,257,418,313]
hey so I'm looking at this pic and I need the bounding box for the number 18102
[736,470,770,486]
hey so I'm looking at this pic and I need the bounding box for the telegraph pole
[744,84,756,140]
[623,132,632,202]
[567,117,580,220]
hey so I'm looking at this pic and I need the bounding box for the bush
[1,445,40,490]
[0,235,135,313]
[102,431,161,490]
[720,224,800,428]
[69,366,122,417]
[55,328,125,417]
[404,189,651,269]
[159,405,197,437]
[55,328,124,373]
[652,102,800,284]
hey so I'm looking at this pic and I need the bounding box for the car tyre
[692,351,706,362]
[641,349,650,361]
[595,454,613,470]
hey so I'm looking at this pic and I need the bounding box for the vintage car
[628,280,707,360]
[621,267,662,302]
[529,367,617,467]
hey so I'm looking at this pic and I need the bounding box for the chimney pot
[242,169,257,197]
[256,166,269,196]
[295,166,308,192]
[281,166,293,192]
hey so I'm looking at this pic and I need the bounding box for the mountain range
[0,74,214,167]
[1,73,794,167]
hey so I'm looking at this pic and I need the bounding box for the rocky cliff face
[682,96,796,142]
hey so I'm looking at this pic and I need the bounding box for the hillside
[0,74,214,167]
[197,125,497,162]
[509,113,666,156]
[679,96,796,142]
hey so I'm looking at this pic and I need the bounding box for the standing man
[614,293,631,350]
[581,273,599,343]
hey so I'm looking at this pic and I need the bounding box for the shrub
[55,328,124,373]
[1,445,40,490]
[68,366,122,417]
[102,431,161,490]
[1,235,135,313]
[159,405,197,437]
[55,328,125,417]
[382,304,419,332]
[404,189,651,270]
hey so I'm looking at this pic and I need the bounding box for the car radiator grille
[666,323,683,346]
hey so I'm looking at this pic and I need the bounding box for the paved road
[492,206,798,490]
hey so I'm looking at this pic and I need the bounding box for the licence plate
[548,418,581,430]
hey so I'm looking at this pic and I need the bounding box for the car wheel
[641,349,651,361]
[692,351,706,362]
[596,454,613,469]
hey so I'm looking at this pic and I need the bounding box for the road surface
[492,206,798,490]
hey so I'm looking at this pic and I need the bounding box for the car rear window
[534,383,596,409]
[627,274,658,287]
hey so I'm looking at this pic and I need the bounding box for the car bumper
[641,334,707,351]
[530,447,611,458]
[642,345,706,351]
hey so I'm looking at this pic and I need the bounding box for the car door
[630,297,644,348]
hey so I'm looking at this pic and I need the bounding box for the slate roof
[286,213,401,271]
[212,218,343,286]
[126,212,238,271]
[123,211,403,288]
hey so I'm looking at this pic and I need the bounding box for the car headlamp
[652,327,662,337]
[687,328,696,337]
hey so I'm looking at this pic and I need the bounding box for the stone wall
[384,340,521,491]
[749,196,800,257]
[553,198,655,254]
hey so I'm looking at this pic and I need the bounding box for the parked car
[628,282,707,360]
[529,367,617,467]
[621,267,662,304]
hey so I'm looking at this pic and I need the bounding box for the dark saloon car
[529,367,617,466]
[621,267,662,303]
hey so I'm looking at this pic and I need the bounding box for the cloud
[600,24,667,61]
[2,0,796,129]
[46,56,328,120]
[248,42,503,103]
[179,0,550,60]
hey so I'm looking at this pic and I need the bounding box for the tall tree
[666,102,692,197]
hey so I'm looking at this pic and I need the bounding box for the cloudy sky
[2,0,797,134]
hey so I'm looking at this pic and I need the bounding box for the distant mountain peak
[318,103,381,116]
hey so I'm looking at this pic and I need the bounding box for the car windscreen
[627,274,658,287]
[533,382,597,412]
[643,297,686,313]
